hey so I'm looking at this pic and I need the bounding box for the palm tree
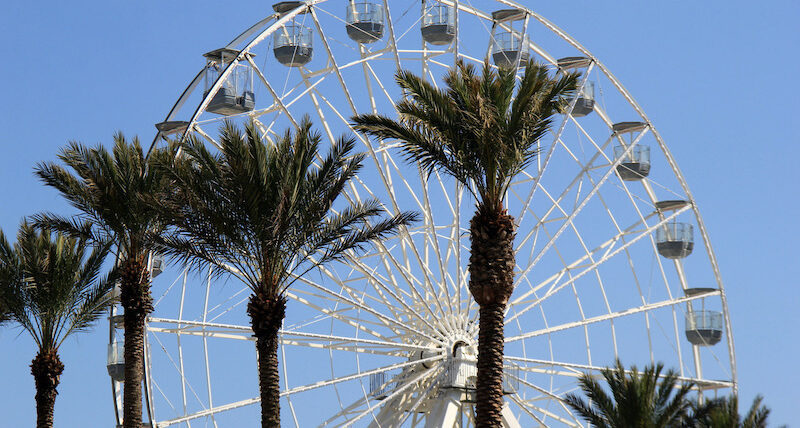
[34,135,168,428]
[152,118,417,427]
[0,223,114,428]
[563,360,695,427]
[693,395,780,428]
[352,59,578,426]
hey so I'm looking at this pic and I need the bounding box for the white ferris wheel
[105,1,737,426]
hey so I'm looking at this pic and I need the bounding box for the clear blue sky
[1,1,798,426]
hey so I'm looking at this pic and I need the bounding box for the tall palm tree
[34,135,168,428]
[152,118,417,427]
[0,223,114,428]
[694,395,780,428]
[563,360,695,427]
[352,59,578,426]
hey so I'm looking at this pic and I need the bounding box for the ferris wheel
[105,1,737,426]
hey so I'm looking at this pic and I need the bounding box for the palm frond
[156,118,418,299]
[35,134,169,260]
[353,58,578,209]
[565,359,695,427]
[0,222,114,352]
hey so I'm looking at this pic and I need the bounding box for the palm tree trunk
[477,302,506,426]
[468,204,516,428]
[30,348,64,428]
[248,292,287,428]
[120,255,153,428]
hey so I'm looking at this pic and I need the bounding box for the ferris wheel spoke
[309,9,358,115]
[358,56,382,113]
[338,365,440,428]
[149,331,214,420]
[364,60,399,108]
[506,202,691,327]
[506,289,718,344]
[152,265,191,309]
[247,57,300,128]
[579,158,669,360]
[506,394,550,427]
[319,370,434,427]
[347,250,444,330]
[285,286,427,344]
[291,271,404,321]
[282,354,441,398]
[517,120,651,258]
[290,73,444,306]
[505,355,733,390]
[507,381,584,427]
[508,393,581,428]
[280,330,431,352]
[320,395,373,427]
[191,124,222,150]
[311,256,448,339]
[157,397,261,427]
[382,367,448,427]
[382,154,461,316]
[284,74,455,324]
[328,256,410,323]
[511,180,619,356]
[288,74,456,325]
[513,129,621,254]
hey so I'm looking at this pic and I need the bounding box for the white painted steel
[123,1,737,426]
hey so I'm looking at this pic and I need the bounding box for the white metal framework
[108,1,737,426]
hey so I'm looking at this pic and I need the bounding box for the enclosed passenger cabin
[107,341,124,382]
[347,1,384,44]
[557,56,595,117]
[656,222,694,259]
[612,122,650,181]
[421,1,455,45]
[686,310,723,346]
[491,9,529,68]
[203,48,255,116]
[273,2,313,66]
[615,145,650,181]
[150,253,164,278]
[683,288,723,346]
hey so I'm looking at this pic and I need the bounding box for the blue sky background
[1,1,798,426]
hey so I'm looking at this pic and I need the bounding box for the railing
[657,222,693,244]
[503,364,520,394]
[443,357,477,388]
[423,4,454,27]
[613,145,650,164]
[492,31,527,53]
[273,24,313,49]
[347,2,384,24]
[686,310,722,330]
[579,81,595,99]
[108,342,124,366]
[369,371,395,398]
[204,62,253,95]
[441,358,519,393]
